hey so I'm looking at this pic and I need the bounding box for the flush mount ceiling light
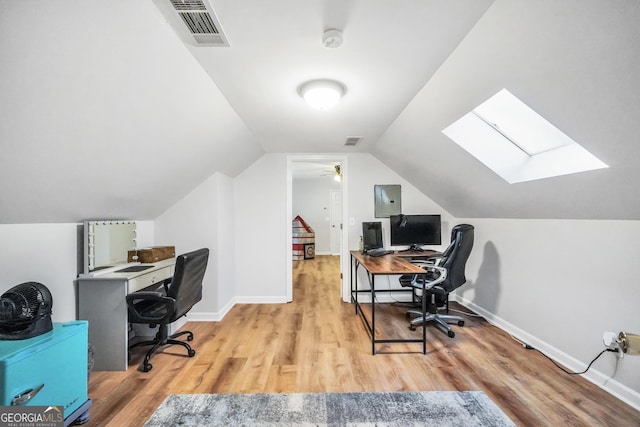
[298,79,346,111]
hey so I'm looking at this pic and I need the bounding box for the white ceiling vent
[345,137,362,146]
[157,0,230,47]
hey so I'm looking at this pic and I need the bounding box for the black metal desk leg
[422,279,427,354]
[371,274,376,355]
[353,259,359,314]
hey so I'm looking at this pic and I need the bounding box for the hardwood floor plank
[85,255,640,426]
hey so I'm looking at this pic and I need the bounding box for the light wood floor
[86,255,640,426]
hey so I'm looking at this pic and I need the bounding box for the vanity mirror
[82,220,137,275]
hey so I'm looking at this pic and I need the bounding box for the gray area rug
[144,391,515,426]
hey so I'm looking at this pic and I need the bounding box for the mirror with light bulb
[82,220,137,275]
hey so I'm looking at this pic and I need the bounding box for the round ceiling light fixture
[298,79,346,111]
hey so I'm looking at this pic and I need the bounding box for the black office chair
[126,248,209,372]
[402,224,474,338]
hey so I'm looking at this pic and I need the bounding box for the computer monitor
[362,222,383,252]
[389,214,441,251]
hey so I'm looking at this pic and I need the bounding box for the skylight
[442,89,608,184]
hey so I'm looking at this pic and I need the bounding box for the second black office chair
[126,248,209,372]
[402,224,474,338]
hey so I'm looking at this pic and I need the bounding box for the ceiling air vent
[345,137,362,146]
[164,0,230,47]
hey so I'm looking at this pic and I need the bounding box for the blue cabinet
[0,321,90,424]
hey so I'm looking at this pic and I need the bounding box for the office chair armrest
[410,265,447,291]
[126,291,175,324]
[409,260,436,267]
[399,262,442,287]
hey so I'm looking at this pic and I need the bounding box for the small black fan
[0,282,53,340]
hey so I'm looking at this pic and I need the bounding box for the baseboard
[452,294,640,412]
[233,296,290,304]
[186,298,237,322]
[186,296,288,322]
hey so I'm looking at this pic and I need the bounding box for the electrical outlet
[603,331,618,348]
[603,331,617,348]
[603,331,624,358]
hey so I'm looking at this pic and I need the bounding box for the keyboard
[366,248,393,257]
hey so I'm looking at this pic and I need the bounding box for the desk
[350,250,439,354]
[77,258,175,371]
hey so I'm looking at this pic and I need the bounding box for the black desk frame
[350,251,429,355]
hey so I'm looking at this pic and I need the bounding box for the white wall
[155,172,234,320]
[456,218,640,407]
[346,154,455,253]
[292,177,340,254]
[345,154,456,299]
[233,152,453,302]
[216,174,236,315]
[234,154,289,302]
[0,221,154,323]
[0,224,80,322]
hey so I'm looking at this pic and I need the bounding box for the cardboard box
[128,246,175,263]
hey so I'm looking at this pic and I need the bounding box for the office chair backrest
[439,224,474,292]
[167,248,209,319]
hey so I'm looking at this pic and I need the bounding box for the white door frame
[286,154,349,302]
[329,189,342,255]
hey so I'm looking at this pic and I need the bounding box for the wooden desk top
[350,250,428,275]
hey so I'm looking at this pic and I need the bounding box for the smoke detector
[323,29,343,48]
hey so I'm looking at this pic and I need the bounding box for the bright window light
[442,89,608,184]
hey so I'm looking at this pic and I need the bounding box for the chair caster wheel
[458,320,465,326]
[408,325,417,331]
[188,349,196,357]
[142,363,152,372]
[447,331,455,338]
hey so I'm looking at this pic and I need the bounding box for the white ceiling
[1,0,639,222]
[177,0,494,152]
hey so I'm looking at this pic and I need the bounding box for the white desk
[77,258,176,371]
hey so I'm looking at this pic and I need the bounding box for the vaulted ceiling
[1,0,639,223]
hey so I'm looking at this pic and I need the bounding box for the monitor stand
[400,244,424,252]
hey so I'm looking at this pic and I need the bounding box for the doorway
[287,155,348,302]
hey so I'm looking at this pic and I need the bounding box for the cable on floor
[448,307,484,318]
[535,348,618,375]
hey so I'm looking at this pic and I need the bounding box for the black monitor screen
[362,222,383,251]
[390,214,441,250]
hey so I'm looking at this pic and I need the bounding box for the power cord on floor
[517,340,618,375]
[449,307,484,318]
[400,301,618,376]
